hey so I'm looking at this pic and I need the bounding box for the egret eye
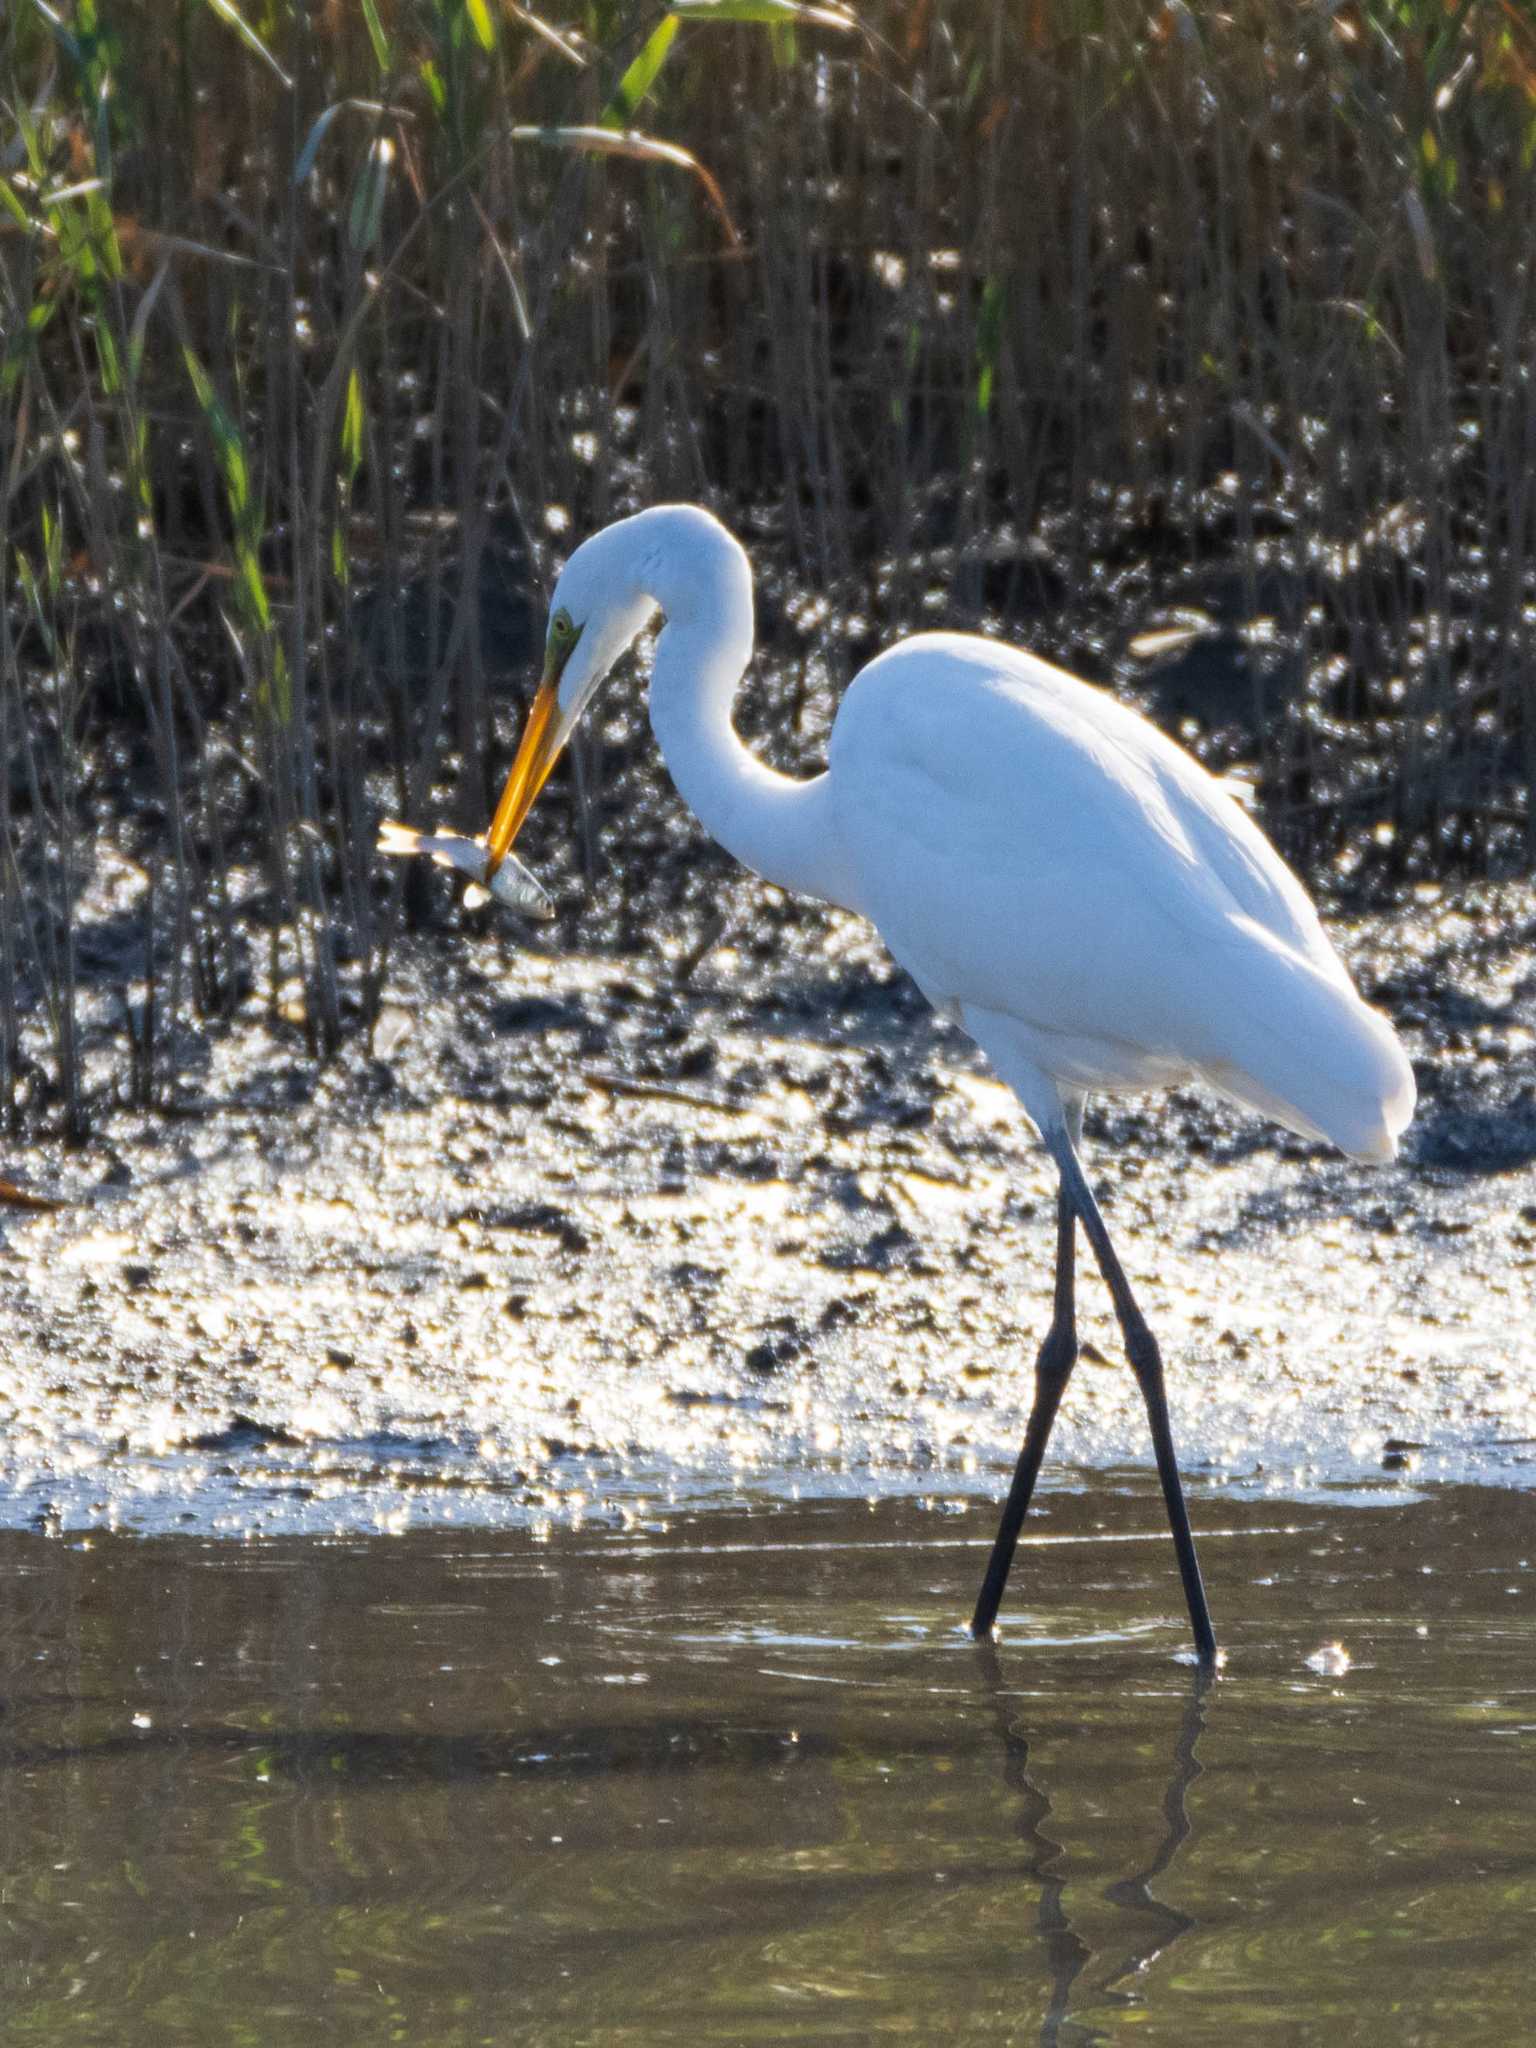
[545,610,583,680]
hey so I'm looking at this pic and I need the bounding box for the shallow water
[2,1479,1532,2046]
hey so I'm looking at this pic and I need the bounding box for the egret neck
[639,520,857,915]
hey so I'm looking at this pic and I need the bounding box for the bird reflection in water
[975,1643,1212,2046]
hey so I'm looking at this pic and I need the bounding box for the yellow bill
[485,678,563,876]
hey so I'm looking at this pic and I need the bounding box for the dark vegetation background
[2,0,1534,1138]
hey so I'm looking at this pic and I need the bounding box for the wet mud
[1,870,1533,1534]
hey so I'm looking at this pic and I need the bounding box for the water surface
[2,1479,1532,2044]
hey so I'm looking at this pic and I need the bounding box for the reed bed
[2,0,1534,1135]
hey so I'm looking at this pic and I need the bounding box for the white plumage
[828,632,1413,1161]
[479,503,1416,1660]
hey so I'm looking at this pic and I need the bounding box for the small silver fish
[377,820,555,919]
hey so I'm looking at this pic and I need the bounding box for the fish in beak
[376,820,554,918]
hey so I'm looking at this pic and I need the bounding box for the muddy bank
[1,873,1533,1534]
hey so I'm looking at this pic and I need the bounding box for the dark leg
[1048,1129,1218,1664]
[971,1162,1081,1639]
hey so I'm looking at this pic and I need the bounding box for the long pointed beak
[485,678,564,876]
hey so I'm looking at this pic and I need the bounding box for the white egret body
[484,505,1415,1660]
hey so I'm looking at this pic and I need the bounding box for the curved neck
[642,523,854,911]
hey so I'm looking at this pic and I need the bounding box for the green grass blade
[199,0,293,88]
[668,1,856,28]
[360,0,393,74]
[0,178,33,234]
[601,14,680,130]
[341,367,365,483]
[183,346,253,523]
[464,0,497,53]
[26,0,82,66]
[347,138,393,252]
[238,545,271,633]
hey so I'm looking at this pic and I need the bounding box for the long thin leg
[1047,1128,1218,1664]
[970,1184,1079,1638]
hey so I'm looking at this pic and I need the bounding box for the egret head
[485,526,657,873]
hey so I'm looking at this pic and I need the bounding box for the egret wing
[828,635,1412,1155]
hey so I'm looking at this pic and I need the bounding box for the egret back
[828,634,1414,1160]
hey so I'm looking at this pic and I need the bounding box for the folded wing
[829,634,1414,1159]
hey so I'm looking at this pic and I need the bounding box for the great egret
[478,503,1415,1663]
